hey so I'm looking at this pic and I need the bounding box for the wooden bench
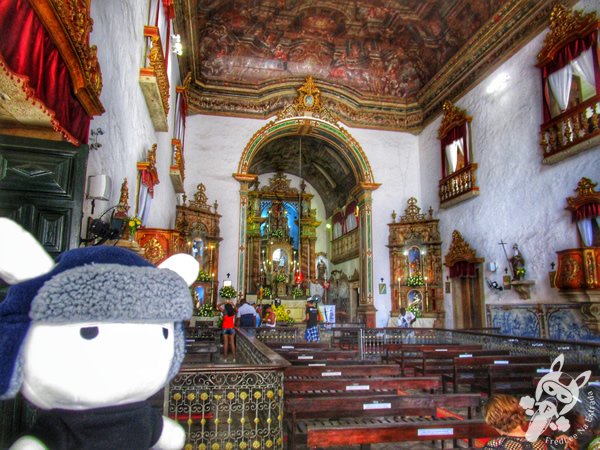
[487,362,598,396]
[184,340,219,363]
[442,354,549,393]
[413,348,511,376]
[285,376,442,397]
[382,342,462,363]
[286,392,483,448]
[285,363,401,380]
[289,359,374,366]
[306,418,498,449]
[396,345,483,375]
[277,349,360,361]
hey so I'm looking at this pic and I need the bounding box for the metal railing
[167,331,289,449]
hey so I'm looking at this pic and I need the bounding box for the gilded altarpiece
[388,198,444,325]
[246,172,320,296]
[136,229,183,265]
[175,184,222,307]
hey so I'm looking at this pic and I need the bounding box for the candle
[397,277,401,307]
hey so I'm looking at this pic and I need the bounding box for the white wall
[86,1,180,229]
[418,2,600,327]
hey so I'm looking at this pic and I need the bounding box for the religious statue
[510,244,526,280]
[317,257,327,281]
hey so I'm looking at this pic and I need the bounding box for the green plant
[270,229,284,240]
[291,286,303,298]
[274,272,286,283]
[261,286,272,299]
[407,304,423,318]
[406,274,425,287]
[196,270,212,282]
[219,285,237,299]
[198,302,215,317]
[515,267,526,279]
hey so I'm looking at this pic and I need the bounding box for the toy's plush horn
[0,218,55,284]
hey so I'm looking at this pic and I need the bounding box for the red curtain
[141,169,160,197]
[572,202,600,222]
[541,30,600,122]
[449,261,477,278]
[0,0,90,144]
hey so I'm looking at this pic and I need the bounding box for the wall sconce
[86,174,111,214]
[89,127,104,150]
[171,34,183,55]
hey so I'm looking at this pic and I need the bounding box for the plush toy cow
[0,218,198,450]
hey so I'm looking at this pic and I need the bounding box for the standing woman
[304,297,321,342]
[219,302,236,362]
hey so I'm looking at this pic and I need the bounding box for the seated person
[398,307,416,328]
[483,394,547,449]
[262,304,276,327]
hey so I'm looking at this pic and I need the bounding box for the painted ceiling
[175,0,562,132]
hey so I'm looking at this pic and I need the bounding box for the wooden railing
[438,163,479,207]
[331,227,359,264]
[540,94,600,164]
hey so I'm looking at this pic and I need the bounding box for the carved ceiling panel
[175,0,571,131]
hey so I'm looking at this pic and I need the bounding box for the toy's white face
[21,322,175,410]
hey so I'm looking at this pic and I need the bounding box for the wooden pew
[285,376,442,397]
[396,344,483,375]
[285,363,401,380]
[277,349,360,362]
[442,354,549,393]
[306,418,499,449]
[289,359,374,366]
[413,348,512,376]
[382,342,461,363]
[487,362,598,396]
[266,342,331,351]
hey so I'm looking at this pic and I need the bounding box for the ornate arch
[235,77,375,186]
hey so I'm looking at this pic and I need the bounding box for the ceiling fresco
[193,0,503,100]
[175,0,566,131]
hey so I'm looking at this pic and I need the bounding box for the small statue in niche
[510,244,526,280]
[317,257,327,281]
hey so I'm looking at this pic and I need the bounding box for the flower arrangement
[196,270,213,282]
[261,286,272,299]
[219,285,237,299]
[406,274,425,287]
[127,216,142,239]
[274,272,287,283]
[291,286,304,298]
[407,304,423,318]
[198,302,215,317]
[270,229,284,240]
[273,304,295,324]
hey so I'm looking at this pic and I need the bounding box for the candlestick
[397,277,401,307]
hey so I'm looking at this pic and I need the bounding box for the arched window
[536,5,600,164]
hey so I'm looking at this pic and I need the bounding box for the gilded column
[353,184,379,327]
[234,174,257,296]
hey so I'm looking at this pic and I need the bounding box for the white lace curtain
[548,48,597,112]
[445,138,464,174]
[577,217,600,247]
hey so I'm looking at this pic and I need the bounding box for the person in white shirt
[398,307,416,328]
[236,298,259,328]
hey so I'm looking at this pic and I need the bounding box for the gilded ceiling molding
[437,101,472,139]
[29,0,104,116]
[236,78,376,185]
[536,4,599,66]
[444,230,483,267]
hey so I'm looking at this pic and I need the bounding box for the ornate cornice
[188,183,211,211]
[536,4,599,67]
[144,26,170,116]
[444,230,482,267]
[398,197,434,223]
[30,0,104,116]
[566,177,600,212]
[437,101,472,139]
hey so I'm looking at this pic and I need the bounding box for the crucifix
[498,240,514,278]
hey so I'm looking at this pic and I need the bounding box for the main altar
[245,172,321,308]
